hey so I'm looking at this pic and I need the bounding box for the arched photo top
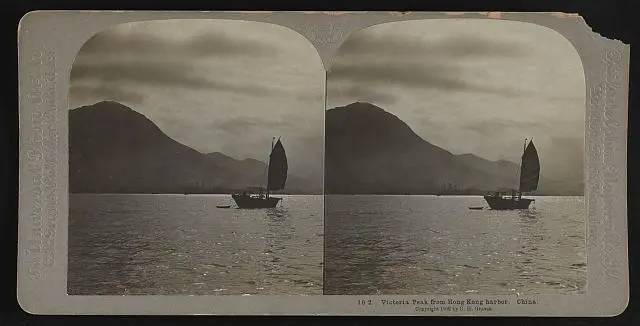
[328,18,585,107]
[67,18,326,196]
[326,18,586,197]
[330,18,585,78]
[70,18,325,109]
[323,18,589,297]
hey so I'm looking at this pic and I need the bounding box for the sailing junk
[483,139,540,210]
[231,138,288,209]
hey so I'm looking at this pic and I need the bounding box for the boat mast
[266,137,275,199]
[518,138,529,196]
[512,138,527,195]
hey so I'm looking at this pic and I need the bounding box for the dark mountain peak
[69,101,161,138]
[329,101,385,112]
[326,102,426,150]
[69,100,174,154]
[327,101,403,123]
[324,102,546,194]
[325,102,456,194]
[71,100,140,117]
[69,103,320,194]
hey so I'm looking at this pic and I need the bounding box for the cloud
[69,24,304,100]
[337,32,529,59]
[328,31,532,99]
[70,84,146,104]
[183,32,280,57]
[79,29,280,59]
[328,61,524,97]
[70,61,275,96]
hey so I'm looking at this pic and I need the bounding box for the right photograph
[324,19,586,295]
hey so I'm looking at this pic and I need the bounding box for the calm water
[68,194,323,295]
[324,195,586,295]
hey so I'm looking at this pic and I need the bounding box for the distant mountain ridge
[68,101,318,194]
[69,101,582,196]
[324,102,583,195]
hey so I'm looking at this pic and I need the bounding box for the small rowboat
[216,205,231,209]
[468,206,484,210]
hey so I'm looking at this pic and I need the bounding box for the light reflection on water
[324,195,586,295]
[68,194,323,295]
[68,194,586,296]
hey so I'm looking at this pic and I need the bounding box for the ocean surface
[68,194,323,295]
[324,195,586,295]
[69,194,586,296]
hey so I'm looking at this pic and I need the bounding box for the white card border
[17,10,630,316]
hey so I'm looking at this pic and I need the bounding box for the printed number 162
[358,299,372,305]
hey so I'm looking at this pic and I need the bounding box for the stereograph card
[17,10,629,316]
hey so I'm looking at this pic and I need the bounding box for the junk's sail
[267,138,288,192]
[231,138,288,209]
[518,140,540,193]
[483,138,540,210]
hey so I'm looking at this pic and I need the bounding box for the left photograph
[67,19,325,295]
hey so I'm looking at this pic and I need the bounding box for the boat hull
[483,195,533,210]
[231,194,281,209]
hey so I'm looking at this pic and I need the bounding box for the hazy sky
[70,18,586,184]
[70,19,325,181]
[328,19,585,181]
